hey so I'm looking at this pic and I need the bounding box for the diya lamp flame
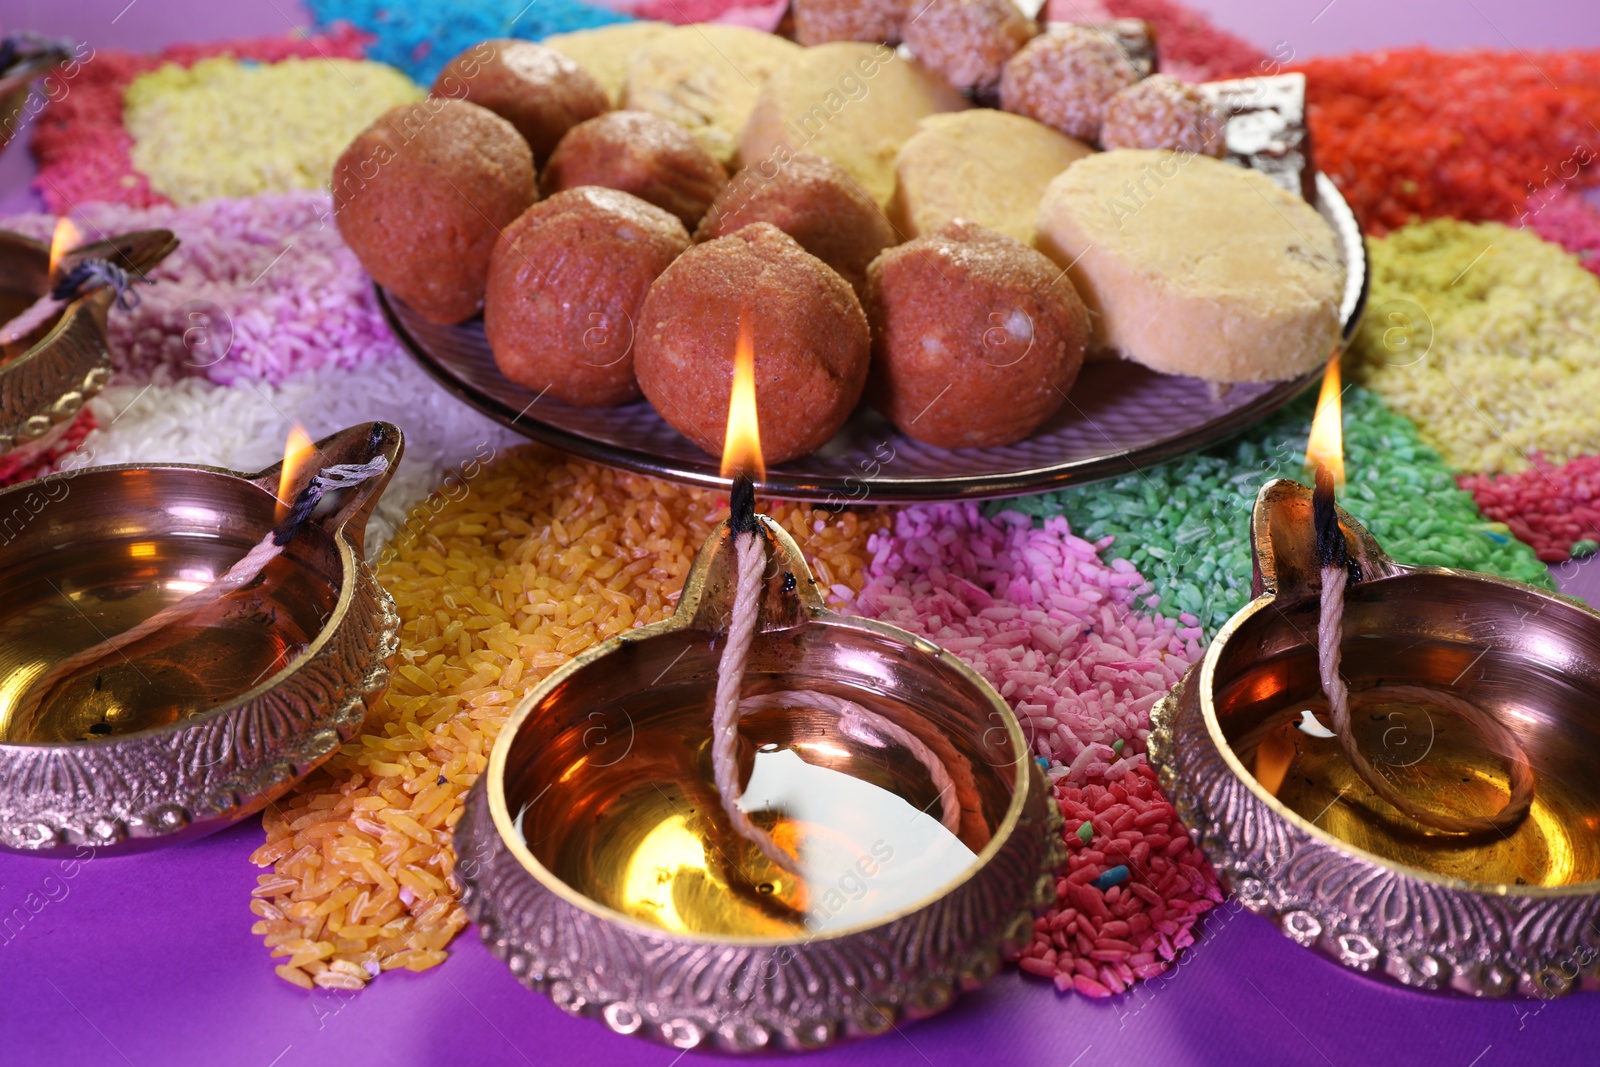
[46,216,79,280]
[1305,355,1345,492]
[275,425,319,524]
[721,316,763,533]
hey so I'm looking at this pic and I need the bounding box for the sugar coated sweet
[902,0,1037,91]
[1100,74,1225,156]
[1000,27,1140,142]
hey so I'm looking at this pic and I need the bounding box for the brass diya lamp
[0,219,179,456]
[0,422,404,853]
[456,329,1063,1052]
[1150,364,1600,997]
[0,33,73,157]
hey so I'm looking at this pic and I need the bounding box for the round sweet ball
[1000,26,1140,142]
[694,152,897,297]
[333,99,537,325]
[793,0,908,46]
[542,110,728,229]
[1100,75,1225,157]
[431,39,609,167]
[903,0,1036,91]
[865,220,1088,448]
[485,187,690,408]
[635,223,870,465]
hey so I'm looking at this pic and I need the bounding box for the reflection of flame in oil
[1305,357,1344,489]
[1254,727,1295,796]
[275,425,318,523]
[719,315,765,481]
[47,217,80,279]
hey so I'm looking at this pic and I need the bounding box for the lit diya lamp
[1150,359,1600,997]
[0,422,404,853]
[0,217,179,456]
[456,320,1063,1052]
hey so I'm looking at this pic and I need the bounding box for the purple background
[1,2,1599,1064]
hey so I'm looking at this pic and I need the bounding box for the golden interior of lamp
[0,467,342,743]
[503,620,1020,940]
[1213,572,1600,888]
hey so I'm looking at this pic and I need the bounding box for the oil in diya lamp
[1150,360,1600,997]
[0,422,405,854]
[456,322,1064,1052]
[0,217,179,457]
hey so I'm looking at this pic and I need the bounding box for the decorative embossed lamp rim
[1191,479,1600,901]
[483,514,1037,947]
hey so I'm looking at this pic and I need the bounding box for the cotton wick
[273,451,392,546]
[16,453,390,736]
[709,506,960,881]
[53,258,143,311]
[0,258,146,347]
[1310,469,1534,834]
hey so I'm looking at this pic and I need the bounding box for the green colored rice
[996,384,1553,634]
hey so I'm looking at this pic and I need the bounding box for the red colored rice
[1460,454,1600,562]
[1297,48,1600,234]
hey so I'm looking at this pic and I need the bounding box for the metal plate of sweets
[1149,479,1600,997]
[0,423,404,854]
[383,103,1367,504]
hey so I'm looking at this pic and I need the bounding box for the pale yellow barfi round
[1036,149,1346,383]
[623,25,800,165]
[739,42,968,208]
[544,21,671,106]
[890,108,1093,246]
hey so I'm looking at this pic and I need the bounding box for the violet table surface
[2,1,1600,1064]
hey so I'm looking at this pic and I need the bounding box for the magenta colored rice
[845,504,1217,993]
[3,192,398,385]
[1526,187,1600,277]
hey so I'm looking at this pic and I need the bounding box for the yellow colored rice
[253,446,885,989]
[125,57,422,205]
[1350,218,1600,475]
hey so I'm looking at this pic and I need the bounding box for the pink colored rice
[1526,187,1600,277]
[4,191,399,385]
[848,505,1204,772]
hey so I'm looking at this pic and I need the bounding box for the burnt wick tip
[1313,465,1348,570]
[729,474,758,536]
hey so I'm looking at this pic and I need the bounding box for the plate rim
[379,173,1369,504]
